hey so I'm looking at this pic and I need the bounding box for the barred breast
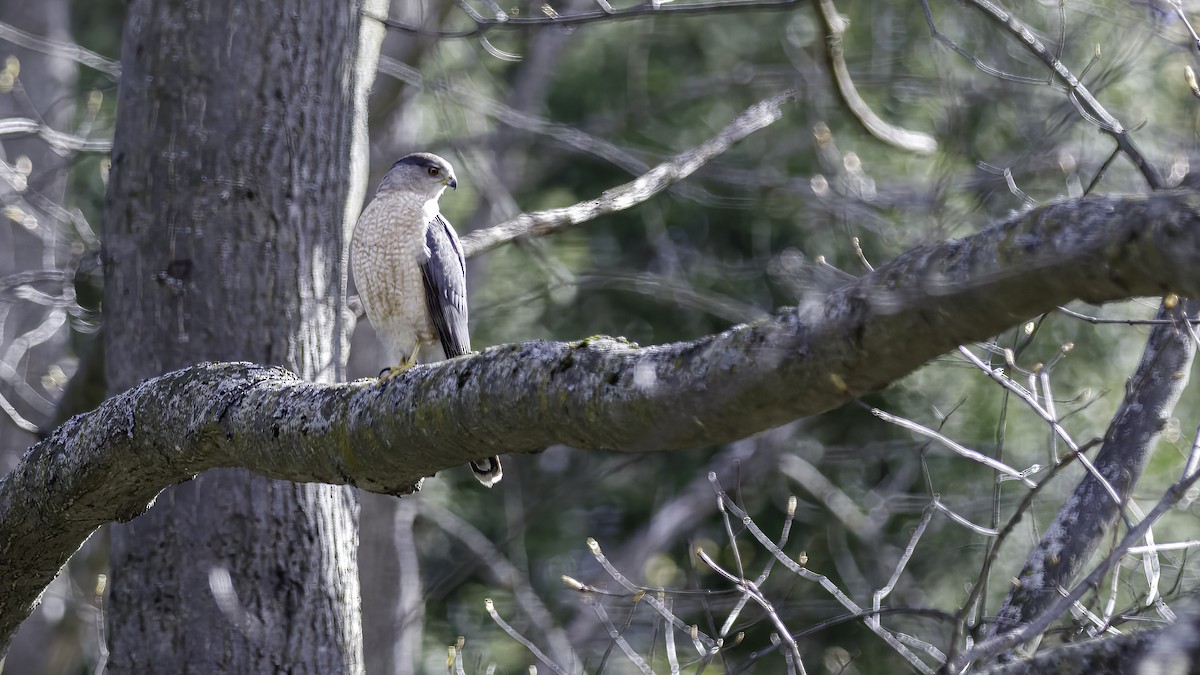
[351,192,436,362]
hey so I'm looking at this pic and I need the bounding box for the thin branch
[0,388,37,435]
[872,408,1036,487]
[696,548,807,673]
[986,300,1199,653]
[586,596,654,674]
[948,453,1200,672]
[586,538,719,653]
[717,491,798,639]
[373,0,806,39]
[958,0,1164,188]
[460,90,798,257]
[0,118,112,154]
[815,0,937,155]
[485,599,571,675]
[870,505,935,627]
[0,21,121,78]
[717,495,935,673]
[957,346,1124,511]
[1056,305,1199,326]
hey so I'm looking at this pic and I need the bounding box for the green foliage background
[3,0,1199,672]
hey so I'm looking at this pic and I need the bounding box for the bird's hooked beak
[445,176,458,190]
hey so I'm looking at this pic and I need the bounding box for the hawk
[351,152,503,488]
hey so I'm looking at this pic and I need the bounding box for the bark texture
[981,599,1200,674]
[2,190,1200,655]
[98,0,383,671]
[986,300,1197,644]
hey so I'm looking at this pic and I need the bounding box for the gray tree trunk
[101,0,383,671]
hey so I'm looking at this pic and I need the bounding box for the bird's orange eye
[427,167,440,177]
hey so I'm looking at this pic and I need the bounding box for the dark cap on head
[391,152,457,189]
[393,152,451,171]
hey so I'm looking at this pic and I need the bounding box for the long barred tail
[470,456,503,488]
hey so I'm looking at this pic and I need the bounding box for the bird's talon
[379,361,415,380]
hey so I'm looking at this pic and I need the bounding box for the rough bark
[2,189,1200,655]
[98,0,383,672]
[985,300,1197,649]
[981,600,1200,675]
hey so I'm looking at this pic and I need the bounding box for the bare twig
[695,547,807,674]
[815,0,937,154]
[717,492,798,638]
[460,90,798,257]
[374,0,806,39]
[956,0,1164,188]
[717,494,936,673]
[450,637,467,675]
[870,505,934,629]
[933,500,1000,537]
[957,346,1124,511]
[871,407,1036,487]
[587,594,653,675]
[0,118,112,153]
[947,450,1200,672]
[484,599,571,675]
[586,537,719,654]
[664,598,681,673]
[0,21,120,78]
[0,389,37,435]
[1057,305,1200,326]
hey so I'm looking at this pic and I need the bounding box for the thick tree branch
[984,300,1197,646]
[2,191,1200,652]
[978,603,1200,675]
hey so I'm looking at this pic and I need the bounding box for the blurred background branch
[5,0,1200,672]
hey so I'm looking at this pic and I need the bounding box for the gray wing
[420,213,470,358]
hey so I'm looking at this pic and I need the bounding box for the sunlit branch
[926,0,1164,188]
[0,21,121,78]
[460,90,798,257]
[816,0,937,155]
[982,301,1198,654]
[374,0,806,39]
[947,453,1200,672]
[376,57,719,206]
[0,118,112,154]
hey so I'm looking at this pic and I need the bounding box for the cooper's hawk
[351,152,503,487]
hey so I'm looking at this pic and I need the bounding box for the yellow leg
[379,346,420,380]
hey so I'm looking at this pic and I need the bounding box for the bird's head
[377,152,458,199]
